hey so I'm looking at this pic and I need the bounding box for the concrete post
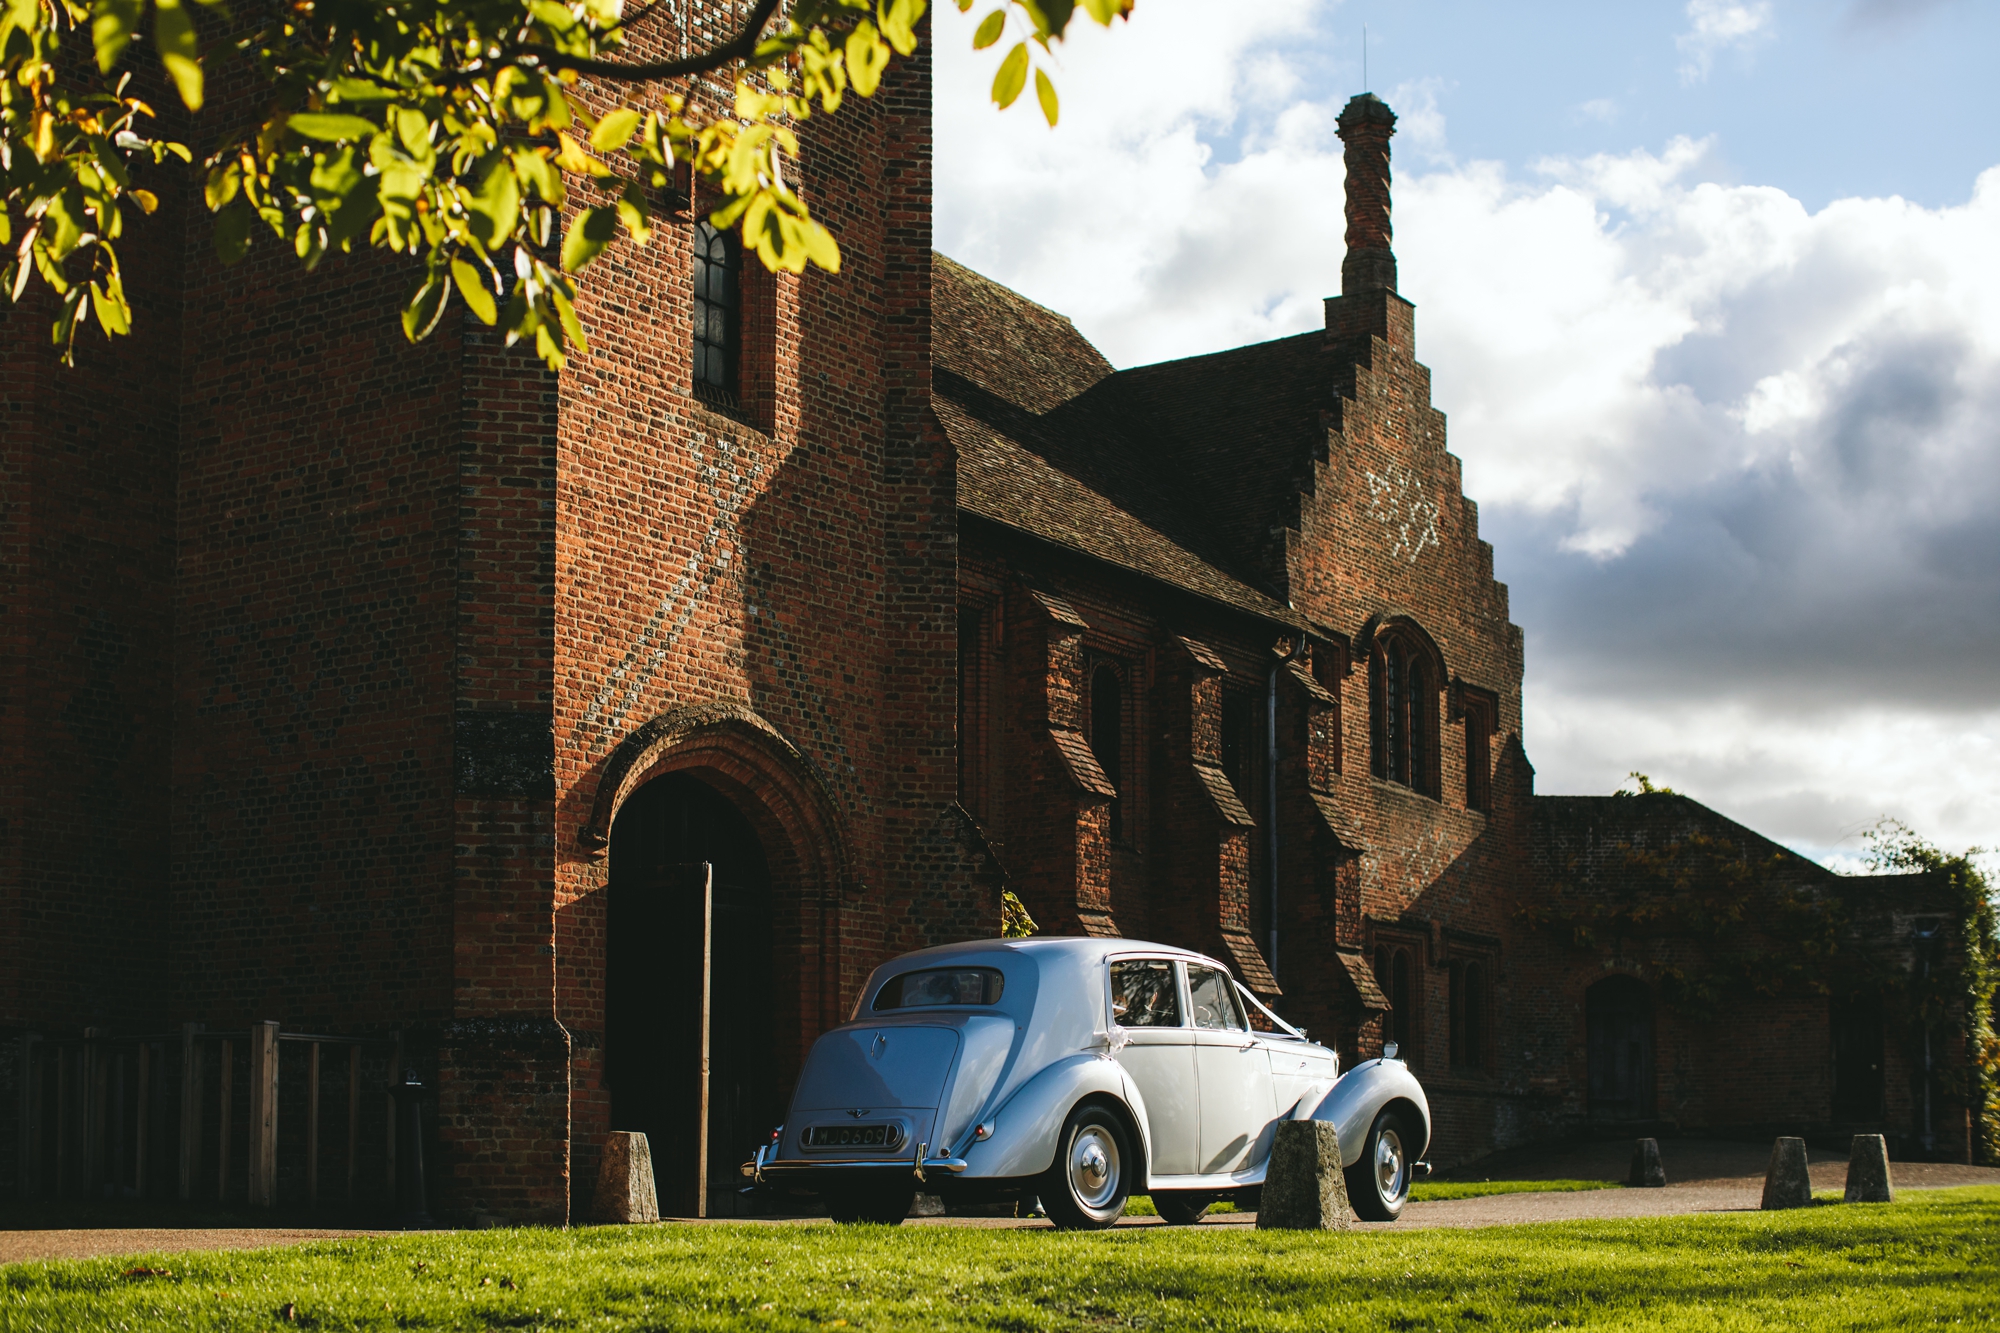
[591,1131,661,1223]
[1256,1120,1352,1230]
[1628,1137,1666,1187]
[1844,1134,1894,1203]
[1760,1136,1813,1210]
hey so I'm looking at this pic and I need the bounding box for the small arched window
[1090,664,1124,842]
[1371,627,1438,797]
[692,220,739,406]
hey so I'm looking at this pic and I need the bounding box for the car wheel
[825,1183,916,1224]
[1344,1108,1413,1222]
[1150,1190,1213,1225]
[1039,1104,1131,1230]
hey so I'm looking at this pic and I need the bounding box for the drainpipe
[1267,637,1306,981]
[1913,923,1940,1155]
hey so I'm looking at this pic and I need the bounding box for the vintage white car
[743,936,1431,1228]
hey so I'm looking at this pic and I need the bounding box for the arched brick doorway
[584,704,850,1216]
[1586,976,1655,1122]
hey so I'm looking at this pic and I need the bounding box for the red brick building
[3,23,1987,1221]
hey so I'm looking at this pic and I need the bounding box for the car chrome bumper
[740,1141,968,1184]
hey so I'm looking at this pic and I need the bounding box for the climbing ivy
[1864,820,1998,1166]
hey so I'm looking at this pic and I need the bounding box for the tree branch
[531,0,784,81]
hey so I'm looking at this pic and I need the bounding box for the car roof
[873,935,1230,974]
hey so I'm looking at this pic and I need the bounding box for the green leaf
[510,147,563,206]
[92,0,143,73]
[450,258,498,325]
[401,273,448,343]
[590,108,641,153]
[878,0,925,55]
[1019,0,1073,39]
[91,274,130,336]
[550,283,588,355]
[616,182,653,246]
[324,176,382,251]
[44,190,86,261]
[465,153,520,252]
[972,9,1004,49]
[204,160,240,211]
[289,112,379,142]
[153,0,202,111]
[213,201,254,264]
[991,41,1029,109]
[1034,66,1058,126]
[846,20,890,97]
[559,205,617,273]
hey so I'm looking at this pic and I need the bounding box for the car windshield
[872,967,1004,1009]
[1110,959,1181,1027]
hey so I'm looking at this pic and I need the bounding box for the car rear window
[873,967,1005,1010]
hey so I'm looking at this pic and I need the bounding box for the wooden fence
[16,1024,406,1208]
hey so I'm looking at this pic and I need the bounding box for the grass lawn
[3,1187,1994,1331]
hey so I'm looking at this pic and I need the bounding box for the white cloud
[1676,0,1776,83]
[933,0,2000,863]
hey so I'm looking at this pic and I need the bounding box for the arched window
[1090,664,1124,842]
[692,220,739,406]
[1371,627,1438,797]
[1374,943,1418,1058]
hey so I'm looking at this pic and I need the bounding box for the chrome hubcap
[1375,1128,1406,1201]
[1068,1125,1121,1212]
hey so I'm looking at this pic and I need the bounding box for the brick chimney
[1337,94,1397,295]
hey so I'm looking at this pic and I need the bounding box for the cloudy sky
[930,0,2000,873]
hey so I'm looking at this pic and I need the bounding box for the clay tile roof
[933,253,1113,414]
[932,252,1335,632]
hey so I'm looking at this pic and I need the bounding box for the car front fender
[1309,1060,1432,1169]
[959,1053,1143,1181]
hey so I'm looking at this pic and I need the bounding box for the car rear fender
[1309,1060,1432,1168]
[959,1053,1147,1181]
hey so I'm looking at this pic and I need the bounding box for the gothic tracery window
[1371,627,1439,797]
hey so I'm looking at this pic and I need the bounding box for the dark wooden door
[1586,976,1654,1121]
[607,774,775,1217]
[1830,997,1885,1122]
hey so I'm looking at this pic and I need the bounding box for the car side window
[1189,967,1246,1031]
[1110,959,1182,1028]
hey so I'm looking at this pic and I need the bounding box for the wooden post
[386,1031,401,1196]
[134,1045,150,1197]
[17,1034,40,1200]
[697,860,712,1220]
[178,1024,203,1202]
[111,1053,126,1197]
[306,1041,321,1208]
[217,1038,233,1202]
[345,1045,360,1202]
[53,1046,69,1197]
[248,1021,279,1207]
[85,1031,105,1196]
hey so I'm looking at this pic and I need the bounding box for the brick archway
[582,700,854,1041]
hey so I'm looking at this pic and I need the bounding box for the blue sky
[931,0,2000,871]
[1262,1,2000,212]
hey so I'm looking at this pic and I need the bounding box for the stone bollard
[1628,1137,1666,1188]
[1256,1120,1352,1230]
[1760,1136,1814,1210]
[909,1192,946,1217]
[592,1131,661,1224]
[1844,1134,1894,1204]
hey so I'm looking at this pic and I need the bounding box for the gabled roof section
[933,252,1335,629]
[933,253,1113,414]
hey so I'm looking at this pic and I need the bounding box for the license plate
[806,1123,903,1148]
